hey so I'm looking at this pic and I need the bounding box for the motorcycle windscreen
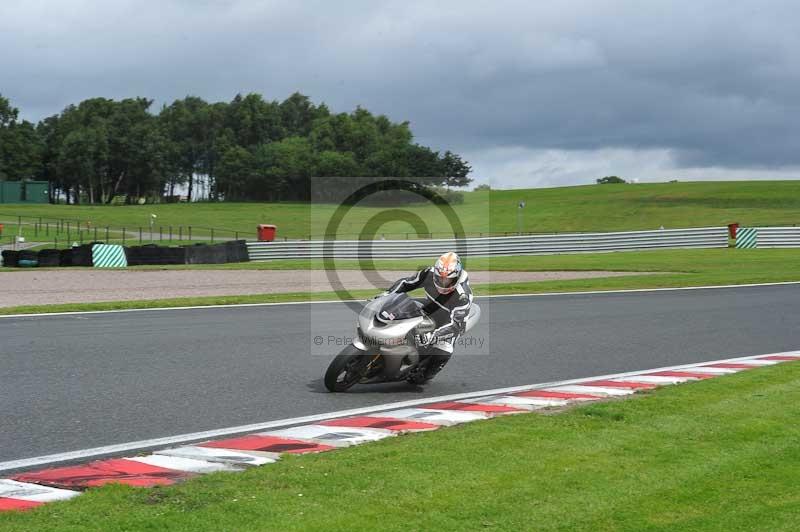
[376,293,424,322]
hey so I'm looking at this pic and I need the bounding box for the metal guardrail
[751,227,800,248]
[247,227,729,260]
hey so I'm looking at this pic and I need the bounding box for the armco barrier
[246,227,729,260]
[751,227,800,248]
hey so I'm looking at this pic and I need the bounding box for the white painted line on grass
[1,350,797,474]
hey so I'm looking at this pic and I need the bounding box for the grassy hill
[2,180,799,240]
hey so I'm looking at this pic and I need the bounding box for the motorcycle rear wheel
[324,345,377,392]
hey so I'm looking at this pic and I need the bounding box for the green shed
[0,181,22,203]
[0,181,49,203]
[23,181,49,203]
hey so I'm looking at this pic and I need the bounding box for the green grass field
[2,181,800,241]
[2,361,798,531]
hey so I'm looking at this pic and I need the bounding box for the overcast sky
[2,0,798,188]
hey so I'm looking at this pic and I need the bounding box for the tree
[316,150,360,177]
[280,92,322,137]
[257,136,317,200]
[225,93,283,148]
[57,126,108,203]
[159,96,211,201]
[0,93,18,127]
[597,175,627,184]
[0,94,44,181]
[106,98,167,203]
[441,150,473,189]
[0,120,43,181]
[3,91,472,203]
[216,145,255,201]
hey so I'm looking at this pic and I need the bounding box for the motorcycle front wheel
[324,345,378,392]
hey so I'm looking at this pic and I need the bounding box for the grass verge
[2,362,799,531]
[1,249,799,316]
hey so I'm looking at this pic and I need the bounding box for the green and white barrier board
[92,244,128,268]
[736,227,757,248]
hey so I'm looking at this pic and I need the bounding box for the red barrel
[257,224,277,241]
[727,223,739,239]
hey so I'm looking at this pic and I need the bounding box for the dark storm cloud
[1,0,799,181]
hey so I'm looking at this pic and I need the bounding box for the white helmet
[433,252,462,294]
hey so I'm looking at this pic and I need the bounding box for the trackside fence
[741,227,800,248]
[247,227,729,260]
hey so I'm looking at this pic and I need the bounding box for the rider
[384,251,473,382]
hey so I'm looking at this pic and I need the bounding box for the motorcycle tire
[324,345,375,392]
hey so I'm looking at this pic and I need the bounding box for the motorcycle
[323,292,481,392]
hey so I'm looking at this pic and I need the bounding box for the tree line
[0,92,471,204]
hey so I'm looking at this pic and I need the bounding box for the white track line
[1,349,796,474]
[2,281,799,319]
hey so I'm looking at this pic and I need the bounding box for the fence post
[106,226,109,242]
[79,230,83,244]
[94,227,98,242]
[189,226,192,241]
[122,227,126,246]
[159,226,163,241]
[139,227,142,244]
[235,231,239,241]
[211,228,214,243]
[46,222,49,236]
[169,226,172,242]
[178,226,182,241]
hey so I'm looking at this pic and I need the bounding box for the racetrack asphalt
[1,283,799,463]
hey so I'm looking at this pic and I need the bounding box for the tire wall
[3,241,248,268]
